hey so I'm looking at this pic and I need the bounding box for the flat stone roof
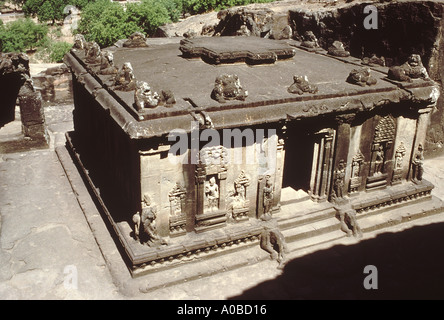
[65,36,439,139]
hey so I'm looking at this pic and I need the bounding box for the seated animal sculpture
[73,34,87,50]
[134,81,160,110]
[211,74,248,103]
[113,62,137,91]
[98,51,118,75]
[134,81,176,111]
[327,41,350,57]
[85,42,102,64]
[123,31,148,48]
[287,75,318,95]
[361,54,385,67]
[346,67,377,87]
[300,31,320,49]
[388,54,430,82]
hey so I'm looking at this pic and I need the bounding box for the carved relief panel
[194,145,228,232]
[227,170,250,222]
[392,142,406,184]
[349,151,364,193]
[366,115,396,190]
[168,183,187,237]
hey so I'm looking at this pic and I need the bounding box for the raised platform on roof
[64,36,438,140]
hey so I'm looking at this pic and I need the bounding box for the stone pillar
[18,80,49,143]
[331,114,353,199]
[273,136,286,210]
[0,53,49,149]
[195,165,206,216]
[309,128,336,202]
[409,106,433,181]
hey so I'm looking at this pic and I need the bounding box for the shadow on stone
[229,222,444,300]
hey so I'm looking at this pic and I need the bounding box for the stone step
[281,215,340,243]
[286,229,347,253]
[359,195,444,233]
[279,195,444,253]
[277,203,336,231]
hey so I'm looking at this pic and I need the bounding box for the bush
[47,41,72,62]
[0,18,48,52]
[76,0,279,47]
[78,0,173,48]
[182,0,277,15]
[22,0,93,24]
[126,0,171,36]
[77,0,141,48]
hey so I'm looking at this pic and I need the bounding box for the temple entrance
[283,125,315,193]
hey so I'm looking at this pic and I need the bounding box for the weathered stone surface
[215,7,275,37]
[32,64,73,105]
[0,52,49,151]
[202,0,444,156]
[286,1,444,155]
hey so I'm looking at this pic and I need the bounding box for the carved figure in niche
[98,50,118,75]
[200,145,229,168]
[205,177,219,211]
[374,145,385,174]
[134,81,160,110]
[352,158,360,177]
[85,41,101,64]
[334,202,362,238]
[346,67,377,87]
[361,54,385,67]
[227,170,250,220]
[260,226,289,269]
[300,31,319,49]
[327,41,350,57]
[388,54,430,82]
[287,75,318,95]
[349,152,364,193]
[261,175,274,221]
[113,62,137,91]
[123,31,148,47]
[211,74,248,103]
[169,182,186,216]
[412,144,424,182]
[333,160,346,199]
[132,194,167,246]
[395,142,406,169]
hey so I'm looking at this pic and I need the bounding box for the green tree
[77,0,141,48]
[23,0,92,24]
[126,0,171,36]
[0,18,48,52]
[47,41,72,62]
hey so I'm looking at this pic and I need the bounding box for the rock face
[215,7,292,39]
[286,1,444,156]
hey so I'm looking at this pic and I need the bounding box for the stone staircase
[276,185,444,255]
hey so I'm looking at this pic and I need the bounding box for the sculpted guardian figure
[388,54,430,82]
[132,194,167,246]
[211,74,248,103]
